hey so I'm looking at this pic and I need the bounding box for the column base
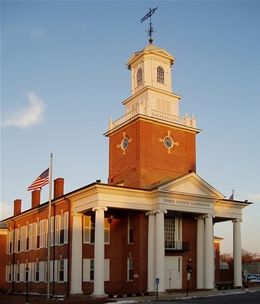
[70,290,83,295]
[91,292,108,298]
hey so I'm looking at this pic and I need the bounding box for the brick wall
[108,118,196,188]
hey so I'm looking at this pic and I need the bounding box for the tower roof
[127,44,175,70]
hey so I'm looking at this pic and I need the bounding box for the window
[165,217,175,249]
[16,227,21,252]
[104,218,110,244]
[83,259,110,282]
[8,230,13,254]
[83,215,110,244]
[16,262,20,282]
[59,260,64,282]
[20,226,25,252]
[128,216,133,244]
[29,223,34,250]
[35,262,40,282]
[55,213,68,246]
[127,258,133,281]
[137,68,142,86]
[157,66,164,83]
[60,215,65,244]
[164,216,182,250]
[90,260,94,281]
[6,264,12,282]
[36,222,40,249]
[25,225,29,251]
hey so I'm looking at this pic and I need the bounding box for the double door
[164,256,182,289]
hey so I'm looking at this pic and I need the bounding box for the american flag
[27,168,49,191]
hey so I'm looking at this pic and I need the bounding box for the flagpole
[47,153,53,300]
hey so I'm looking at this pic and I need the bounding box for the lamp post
[186,261,192,297]
[25,267,29,304]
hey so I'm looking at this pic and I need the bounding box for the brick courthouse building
[1,41,251,297]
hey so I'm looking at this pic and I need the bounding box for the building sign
[162,198,211,208]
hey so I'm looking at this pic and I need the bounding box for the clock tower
[104,43,201,188]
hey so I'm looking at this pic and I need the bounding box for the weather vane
[140,7,158,44]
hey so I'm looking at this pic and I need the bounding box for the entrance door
[165,256,182,289]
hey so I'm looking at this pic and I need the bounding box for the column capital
[232,218,242,223]
[92,206,108,212]
[155,209,168,215]
[145,211,156,216]
[72,212,83,218]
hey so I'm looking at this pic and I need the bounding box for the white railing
[151,109,184,124]
[108,107,196,130]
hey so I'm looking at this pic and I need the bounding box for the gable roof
[156,172,225,199]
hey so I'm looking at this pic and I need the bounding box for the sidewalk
[1,286,260,303]
[111,286,260,303]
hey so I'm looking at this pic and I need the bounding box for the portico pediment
[157,173,225,199]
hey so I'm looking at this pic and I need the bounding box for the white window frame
[128,216,133,244]
[83,215,110,244]
[83,259,110,282]
[55,213,68,246]
[6,263,12,282]
[35,261,40,282]
[58,259,67,283]
[157,66,164,83]
[137,68,142,86]
[164,215,182,250]
[127,258,133,281]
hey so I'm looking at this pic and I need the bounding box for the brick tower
[104,43,201,188]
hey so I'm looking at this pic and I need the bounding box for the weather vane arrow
[140,7,158,23]
[140,7,158,44]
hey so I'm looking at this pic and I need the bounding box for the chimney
[32,190,41,208]
[14,199,22,215]
[54,178,64,198]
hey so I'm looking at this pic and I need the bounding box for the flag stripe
[27,168,49,191]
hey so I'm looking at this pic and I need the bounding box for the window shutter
[64,212,68,244]
[29,224,33,249]
[83,216,90,244]
[104,259,110,281]
[51,217,54,246]
[10,264,13,282]
[50,261,53,282]
[40,220,46,248]
[28,262,33,282]
[54,260,58,282]
[14,229,18,253]
[14,264,17,282]
[83,259,90,282]
[6,265,9,282]
[20,263,25,282]
[55,216,59,245]
[39,261,44,282]
[64,259,68,282]
[6,232,9,254]
[33,223,36,249]
[20,227,25,252]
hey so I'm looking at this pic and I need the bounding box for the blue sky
[1,0,260,254]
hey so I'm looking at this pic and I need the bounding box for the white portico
[68,172,250,295]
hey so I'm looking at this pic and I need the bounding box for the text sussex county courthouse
[0,39,251,297]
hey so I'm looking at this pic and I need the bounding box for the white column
[196,217,205,289]
[146,211,156,292]
[155,209,167,292]
[71,213,83,294]
[91,207,107,297]
[204,214,215,289]
[233,219,242,287]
